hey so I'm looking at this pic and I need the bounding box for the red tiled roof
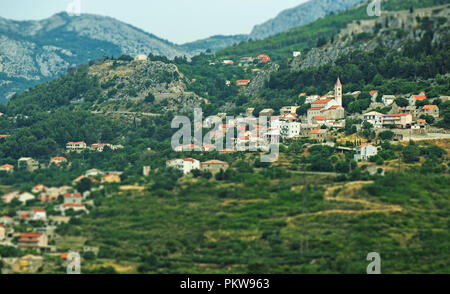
[312,99,332,104]
[257,55,270,63]
[422,105,437,110]
[413,95,426,100]
[51,156,67,161]
[203,160,227,165]
[219,149,235,153]
[358,143,373,148]
[62,203,85,208]
[19,233,42,238]
[236,80,251,85]
[314,116,327,120]
[64,193,82,198]
[382,114,409,117]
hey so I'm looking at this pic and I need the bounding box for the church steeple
[335,77,342,107]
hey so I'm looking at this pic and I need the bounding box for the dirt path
[282,181,403,225]
[323,181,403,214]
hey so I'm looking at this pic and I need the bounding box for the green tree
[403,143,420,163]
[379,130,395,141]
[395,98,409,107]
[76,177,92,194]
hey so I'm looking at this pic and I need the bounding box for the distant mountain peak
[250,0,366,40]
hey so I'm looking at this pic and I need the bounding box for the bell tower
[335,77,342,107]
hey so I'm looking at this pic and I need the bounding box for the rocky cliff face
[244,64,280,96]
[250,0,365,40]
[291,5,450,72]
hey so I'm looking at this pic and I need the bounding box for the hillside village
[1,50,450,272]
[0,45,449,272]
[0,165,123,273]
[0,1,449,274]
[169,65,450,174]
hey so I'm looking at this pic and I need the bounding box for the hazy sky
[0,0,307,44]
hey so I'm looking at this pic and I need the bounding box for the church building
[307,78,345,124]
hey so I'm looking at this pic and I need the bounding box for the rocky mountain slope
[291,4,450,71]
[88,59,208,114]
[249,0,366,40]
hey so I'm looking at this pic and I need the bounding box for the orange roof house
[412,95,427,100]
[101,174,121,184]
[18,233,48,248]
[50,156,68,166]
[236,80,251,86]
[0,164,14,173]
[257,55,271,63]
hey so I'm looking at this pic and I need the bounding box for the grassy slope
[71,170,449,274]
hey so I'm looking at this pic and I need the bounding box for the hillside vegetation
[217,0,449,60]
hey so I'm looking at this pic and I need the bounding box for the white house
[66,142,87,152]
[18,193,35,204]
[166,158,200,175]
[64,193,83,204]
[0,216,15,226]
[85,169,105,177]
[60,204,88,214]
[31,209,47,221]
[354,143,378,161]
[362,111,384,129]
[1,192,19,204]
[279,121,301,139]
